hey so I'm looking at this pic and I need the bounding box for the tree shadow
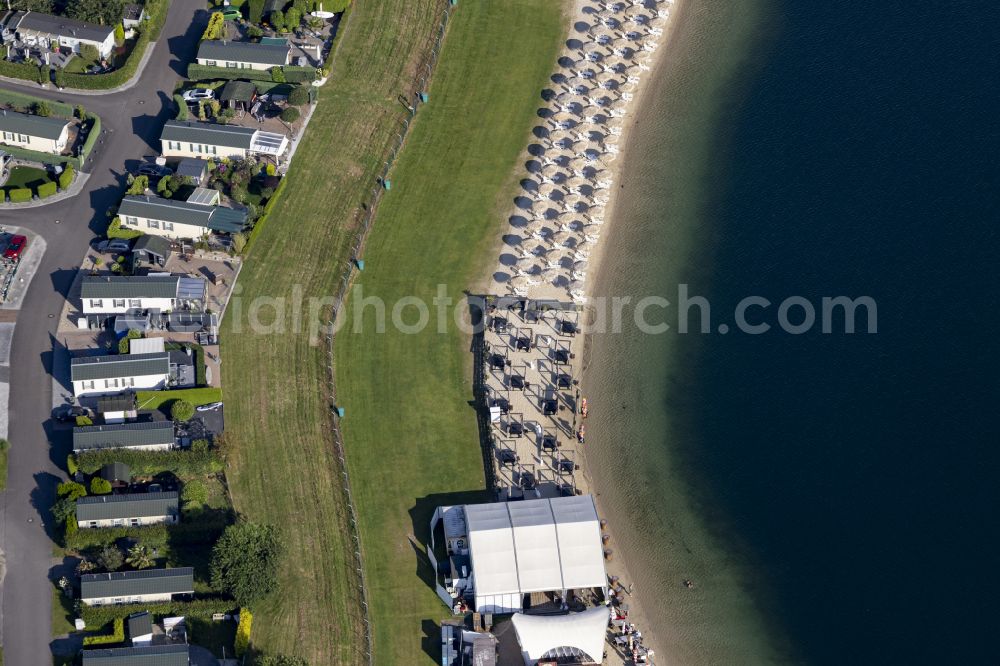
[167,8,210,77]
[30,471,62,541]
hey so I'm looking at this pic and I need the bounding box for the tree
[67,0,126,26]
[75,104,87,120]
[76,558,96,575]
[90,477,112,495]
[58,481,88,501]
[171,400,195,422]
[285,7,300,30]
[114,23,125,47]
[287,86,308,107]
[34,101,51,117]
[181,480,208,508]
[97,545,124,571]
[280,107,299,123]
[125,544,154,570]
[76,415,93,426]
[203,12,225,40]
[9,0,55,12]
[81,43,101,64]
[127,174,149,195]
[269,9,285,32]
[256,656,309,666]
[248,0,265,23]
[232,232,247,254]
[210,521,283,607]
[118,329,142,354]
[52,497,77,523]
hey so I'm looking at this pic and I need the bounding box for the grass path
[335,3,566,663]
[219,0,450,663]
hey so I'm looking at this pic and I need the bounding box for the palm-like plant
[126,544,154,570]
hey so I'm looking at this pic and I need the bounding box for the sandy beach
[476,0,686,661]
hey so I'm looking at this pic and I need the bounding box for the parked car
[182,88,215,102]
[97,239,133,254]
[136,163,173,177]
[3,234,27,261]
[55,405,92,422]
[196,402,223,412]
[221,8,241,20]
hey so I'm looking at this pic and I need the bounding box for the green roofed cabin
[196,39,291,70]
[73,421,175,453]
[83,644,190,665]
[76,491,179,529]
[0,108,71,155]
[118,194,248,241]
[81,567,193,606]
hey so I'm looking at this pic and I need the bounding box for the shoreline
[479,0,685,661]
[575,2,689,662]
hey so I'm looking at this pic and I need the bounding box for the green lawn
[52,587,77,637]
[0,439,8,491]
[334,3,566,663]
[3,166,52,193]
[220,0,565,663]
[135,387,222,412]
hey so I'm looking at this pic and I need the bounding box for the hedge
[187,64,275,82]
[0,89,74,118]
[75,447,224,477]
[245,176,288,250]
[79,113,102,166]
[0,59,43,83]
[60,0,168,91]
[322,2,353,72]
[59,164,75,190]
[281,66,317,83]
[64,519,229,552]
[0,143,81,169]
[8,188,31,203]
[81,598,236,629]
[37,181,57,198]
[82,618,124,646]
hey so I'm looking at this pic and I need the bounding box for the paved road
[0,2,207,662]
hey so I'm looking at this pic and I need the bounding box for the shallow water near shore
[583,0,998,663]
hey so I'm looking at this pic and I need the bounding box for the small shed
[175,157,208,185]
[100,462,132,487]
[123,4,145,30]
[133,234,172,267]
[219,80,258,113]
[127,611,154,646]
[130,336,166,355]
[96,394,138,423]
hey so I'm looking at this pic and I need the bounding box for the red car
[3,234,26,261]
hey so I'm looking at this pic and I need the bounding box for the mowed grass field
[335,2,566,665]
[219,0,451,663]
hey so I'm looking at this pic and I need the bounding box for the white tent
[511,606,610,665]
[464,495,607,614]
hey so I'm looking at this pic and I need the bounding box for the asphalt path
[0,2,207,661]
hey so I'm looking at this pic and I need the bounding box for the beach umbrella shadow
[541,88,557,102]
[508,215,530,229]
[566,38,585,51]
[533,126,550,139]
[557,56,575,69]
[493,271,512,284]
[525,159,542,174]
[573,21,592,34]
[498,253,521,268]
[502,234,523,247]
[513,196,534,210]
[520,179,539,193]
[537,107,553,119]
[528,143,546,157]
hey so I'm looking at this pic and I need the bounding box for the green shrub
[76,415,93,426]
[248,0,265,22]
[58,164,74,190]
[64,521,231,552]
[235,609,252,656]
[107,217,143,240]
[279,107,299,123]
[83,617,124,646]
[118,329,142,354]
[52,67,66,89]
[67,453,79,476]
[114,23,126,47]
[79,113,101,166]
[34,100,51,117]
[187,63,274,82]
[270,66,286,83]
[203,12,225,40]
[182,479,208,508]
[211,521,283,607]
[287,86,308,106]
[37,181,57,198]
[90,477,112,495]
[97,544,124,571]
[171,400,195,422]
[282,66,317,83]
[58,481,88,500]
[8,188,31,203]
[246,177,287,250]
[66,516,79,538]
[126,175,148,195]
[76,447,223,477]
[81,598,236,629]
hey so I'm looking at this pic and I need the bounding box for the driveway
[0,2,209,662]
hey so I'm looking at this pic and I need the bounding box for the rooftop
[120,195,248,233]
[11,10,114,43]
[76,491,178,522]
[82,274,180,300]
[80,567,193,600]
[73,421,175,452]
[0,108,69,141]
[161,120,257,149]
[70,352,170,382]
[197,39,290,66]
[82,644,189,666]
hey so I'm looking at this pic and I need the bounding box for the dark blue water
[674,1,1000,662]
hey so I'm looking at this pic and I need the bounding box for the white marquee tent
[511,606,610,665]
[464,495,607,614]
